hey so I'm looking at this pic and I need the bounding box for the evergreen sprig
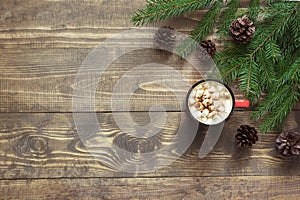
[132,0,213,25]
[252,57,300,133]
[216,2,299,99]
[247,0,260,20]
[177,0,223,57]
[217,0,240,38]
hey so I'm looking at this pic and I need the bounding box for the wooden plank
[0,0,254,51]
[0,0,212,51]
[0,47,216,112]
[0,0,143,29]
[1,176,299,199]
[0,0,251,31]
[0,2,251,50]
[0,111,299,179]
[1,47,298,112]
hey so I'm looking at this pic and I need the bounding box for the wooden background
[0,0,299,199]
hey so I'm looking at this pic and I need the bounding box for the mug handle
[235,99,250,108]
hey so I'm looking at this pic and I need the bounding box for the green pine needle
[217,0,240,39]
[131,0,212,25]
[252,57,300,133]
[255,85,300,133]
[177,0,223,57]
[216,2,299,103]
[247,0,260,21]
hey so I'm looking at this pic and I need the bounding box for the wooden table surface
[1,0,300,199]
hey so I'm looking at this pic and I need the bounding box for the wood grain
[1,176,300,199]
[0,48,207,112]
[1,47,299,112]
[0,111,299,179]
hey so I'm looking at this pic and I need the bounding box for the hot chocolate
[187,80,234,125]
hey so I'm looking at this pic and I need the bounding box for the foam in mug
[187,80,234,125]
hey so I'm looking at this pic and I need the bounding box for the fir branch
[280,32,300,59]
[216,44,261,101]
[252,57,300,133]
[131,0,212,25]
[275,56,300,90]
[251,85,295,121]
[217,0,240,39]
[214,43,249,83]
[217,2,299,102]
[247,0,260,21]
[257,86,299,133]
[217,58,241,83]
[177,0,223,57]
[264,0,286,5]
[190,1,223,42]
[257,47,276,91]
[278,6,300,57]
[264,40,281,64]
[240,56,261,101]
[251,5,296,57]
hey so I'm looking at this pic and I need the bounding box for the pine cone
[276,131,300,156]
[235,125,258,147]
[229,16,255,44]
[154,26,176,51]
[196,40,216,60]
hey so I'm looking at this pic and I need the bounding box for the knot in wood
[113,133,161,153]
[17,135,49,158]
[29,137,48,154]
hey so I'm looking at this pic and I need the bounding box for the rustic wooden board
[1,47,299,112]
[0,48,208,112]
[0,111,299,179]
[1,176,300,199]
[0,0,250,32]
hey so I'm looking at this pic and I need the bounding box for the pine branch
[252,57,300,133]
[264,40,281,64]
[280,33,300,59]
[217,0,240,39]
[278,6,300,58]
[190,1,223,41]
[177,0,223,57]
[214,43,249,83]
[251,85,294,121]
[217,2,299,102]
[238,55,261,102]
[257,47,276,92]
[264,0,286,5]
[247,0,260,21]
[257,86,299,133]
[275,56,300,90]
[131,0,212,25]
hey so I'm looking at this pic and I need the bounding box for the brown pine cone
[276,131,300,156]
[154,26,176,51]
[229,16,255,44]
[235,125,258,147]
[196,40,216,60]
